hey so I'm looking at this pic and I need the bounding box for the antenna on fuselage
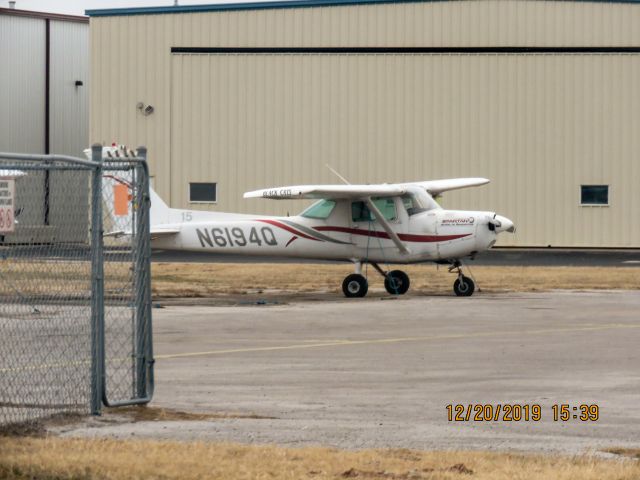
[325,164,351,185]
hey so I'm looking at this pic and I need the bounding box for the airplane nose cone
[494,214,515,233]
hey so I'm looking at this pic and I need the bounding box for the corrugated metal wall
[1,12,89,243]
[170,53,640,247]
[50,20,89,157]
[0,14,88,155]
[89,0,640,247]
[0,15,45,153]
[49,20,90,241]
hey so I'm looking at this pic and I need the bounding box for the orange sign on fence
[113,183,130,216]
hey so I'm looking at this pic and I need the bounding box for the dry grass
[151,263,640,298]
[0,260,132,297]
[0,437,639,480]
[2,261,637,299]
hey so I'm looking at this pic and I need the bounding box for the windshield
[301,199,336,219]
[401,187,440,216]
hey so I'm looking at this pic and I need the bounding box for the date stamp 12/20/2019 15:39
[446,404,600,422]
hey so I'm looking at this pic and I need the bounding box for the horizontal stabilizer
[244,184,406,200]
[150,227,180,237]
[104,227,180,238]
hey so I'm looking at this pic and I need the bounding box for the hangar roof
[0,7,88,22]
[86,0,640,17]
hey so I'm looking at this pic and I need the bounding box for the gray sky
[4,0,260,16]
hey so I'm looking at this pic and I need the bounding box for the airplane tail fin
[85,146,173,232]
[148,185,170,227]
[101,174,173,238]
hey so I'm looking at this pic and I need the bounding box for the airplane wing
[410,178,489,195]
[243,184,406,200]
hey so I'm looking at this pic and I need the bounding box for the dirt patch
[340,463,472,478]
[104,405,276,422]
[0,413,85,438]
[2,407,275,441]
[603,448,640,459]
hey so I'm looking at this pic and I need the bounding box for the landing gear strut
[449,261,475,297]
[371,262,410,295]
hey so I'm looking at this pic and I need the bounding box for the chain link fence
[0,146,153,428]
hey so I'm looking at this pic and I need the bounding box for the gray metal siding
[0,15,45,153]
[1,14,89,243]
[49,21,90,242]
[50,20,89,157]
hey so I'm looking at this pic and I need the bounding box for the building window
[189,182,217,203]
[580,185,608,206]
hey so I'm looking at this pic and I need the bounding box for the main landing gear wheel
[342,274,368,298]
[370,262,411,296]
[453,275,475,297]
[384,270,410,295]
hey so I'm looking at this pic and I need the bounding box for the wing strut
[365,197,411,255]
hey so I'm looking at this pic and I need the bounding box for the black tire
[384,270,410,295]
[342,274,369,298]
[453,275,475,297]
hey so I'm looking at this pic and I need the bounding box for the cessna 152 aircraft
[98,146,515,298]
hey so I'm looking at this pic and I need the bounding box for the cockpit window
[351,198,397,222]
[401,188,440,216]
[301,199,336,219]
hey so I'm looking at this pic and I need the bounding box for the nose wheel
[449,261,475,297]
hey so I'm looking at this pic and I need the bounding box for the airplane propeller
[488,213,515,233]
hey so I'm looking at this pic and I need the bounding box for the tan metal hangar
[87,0,640,248]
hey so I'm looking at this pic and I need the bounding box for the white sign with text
[0,179,15,233]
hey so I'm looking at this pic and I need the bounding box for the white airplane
[98,146,515,297]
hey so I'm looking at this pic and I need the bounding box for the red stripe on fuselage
[256,219,320,241]
[313,226,470,243]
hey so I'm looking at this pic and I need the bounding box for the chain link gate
[0,145,154,428]
[97,146,154,409]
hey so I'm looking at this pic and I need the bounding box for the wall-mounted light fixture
[136,102,155,116]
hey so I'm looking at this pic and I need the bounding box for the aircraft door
[349,197,405,253]
[404,192,439,257]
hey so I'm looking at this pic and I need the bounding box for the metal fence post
[90,144,104,415]
[134,146,152,398]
